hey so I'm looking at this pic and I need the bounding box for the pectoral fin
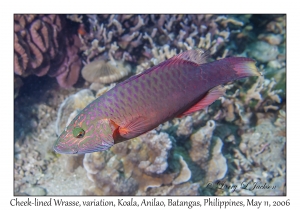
[113,116,151,143]
[178,85,226,118]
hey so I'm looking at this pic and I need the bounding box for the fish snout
[53,141,79,154]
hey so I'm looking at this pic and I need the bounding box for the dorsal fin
[117,49,208,88]
[174,49,210,65]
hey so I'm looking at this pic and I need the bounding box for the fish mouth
[53,141,79,154]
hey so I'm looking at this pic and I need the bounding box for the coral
[205,138,227,183]
[54,42,82,88]
[233,148,252,172]
[266,16,286,34]
[274,109,286,137]
[145,182,200,195]
[168,182,200,195]
[24,186,47,196]
[240,117,286,174]
[243,77,282,112]
[137,131,172,174]
[217,86,253,127]
[175,116,194,139]
[228,116,286,195]
[189,120,216,168]
[217,16,244,27]
[95,83,116,97]
[14,15,82,88]
[172,156,192,185]
[211,75,284,130]
[82,130,175,195]
[248,41,279,63]
[83,151,138,195]
[258,34,283,45]
[14,15,286,196]
[81,59,130,84]
[77,14,241,74]
[66,14,83,23]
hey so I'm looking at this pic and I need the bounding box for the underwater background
[14,14,286,196]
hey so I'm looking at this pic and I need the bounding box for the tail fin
[225,57,262,78]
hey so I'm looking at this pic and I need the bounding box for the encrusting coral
[189,120,216,167]
[172,156,192,185]
[176,116,194,139]
[82,130,175,195]
[81,59,130,84]
[204,137,227,183]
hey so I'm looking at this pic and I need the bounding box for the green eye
[73,127,85,138]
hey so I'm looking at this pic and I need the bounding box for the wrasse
[54,49,261,154]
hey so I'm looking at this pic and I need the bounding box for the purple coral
[14,14,82,88]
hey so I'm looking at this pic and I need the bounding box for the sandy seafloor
[14,14,286,196]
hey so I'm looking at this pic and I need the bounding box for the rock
[248,41,279,63]
[258,33,283,45]
[24,186,47,196]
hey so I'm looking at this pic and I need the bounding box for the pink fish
[54,49,260,154]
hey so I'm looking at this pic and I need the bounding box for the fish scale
[115,63,199,124]
[54,49,261,154]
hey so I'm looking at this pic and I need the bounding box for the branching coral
[76,14,242,74]
[210,75,283,130]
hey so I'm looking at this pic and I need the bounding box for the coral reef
[189,120,216,168]
[77,14,244,73]
[83,130,175,195]
[172,156,192,185]
[81,59,130,85]
[175,116,194,139]
[230,115,286,195]
[248,41,279,63]
[205,138,227,183]
[14,15,82,88]
[145,182,200,196]
[14,14,286,196]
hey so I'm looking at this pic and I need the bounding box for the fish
[53,49,261,154]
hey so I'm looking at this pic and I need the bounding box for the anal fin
[177,85,226,118]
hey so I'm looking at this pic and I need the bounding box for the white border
[3,0,297,209]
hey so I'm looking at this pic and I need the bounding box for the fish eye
[73,127,85,138]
